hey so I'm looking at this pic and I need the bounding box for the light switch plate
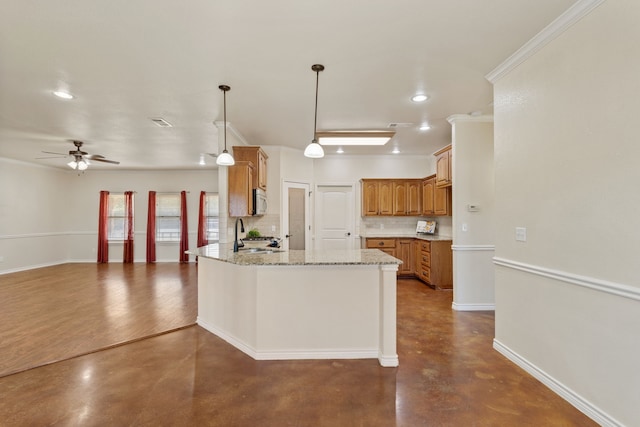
[515,227,527,242]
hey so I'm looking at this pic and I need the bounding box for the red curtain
[179,190,189,263]
[146,191,156,263]
[123,191,134,263]
[197,191,208,248]
[97,191,109,263]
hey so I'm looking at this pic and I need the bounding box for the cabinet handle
[378,242,384,246]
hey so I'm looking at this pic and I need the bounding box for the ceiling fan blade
[88,157,120,165]
[41,150,68,156]
[36,155,67,159]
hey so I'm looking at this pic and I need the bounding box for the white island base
[196,257,399,367]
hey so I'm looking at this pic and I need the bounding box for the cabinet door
[435,146,451,188]
[361,180,379,216]
[258,149,268,190]
[378,181,394,215]
[228,161,255,217]
[392,181,407,215]
[422,177,435,215]
[434,186,451,216]
[397,239,413,275]
[406,180,422,215]
[413,240,422,275]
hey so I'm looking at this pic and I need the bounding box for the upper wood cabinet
[421,174,450,216]
[361,179,393,216]
[421,175,435,215]
[362,180,380,216]
[228,161,255,217]
[434,144,452,188]
[379,181,394,215]
[232,146,268,190]
[362,179,422,216]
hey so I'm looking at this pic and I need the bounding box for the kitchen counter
[190,243,401,266]
[187,244,400,367]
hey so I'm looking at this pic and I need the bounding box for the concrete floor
[0,264,596,426]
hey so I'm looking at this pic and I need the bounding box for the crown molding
[485,0,606,83]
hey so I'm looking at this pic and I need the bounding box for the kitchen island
[188,244,401,367]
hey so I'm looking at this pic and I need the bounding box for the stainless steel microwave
[253,188,267,216]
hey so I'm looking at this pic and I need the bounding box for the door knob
[345,232,351,236]
[285,234,292,238]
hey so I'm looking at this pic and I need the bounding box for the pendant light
[216,84,235,166]
[304,64,325,159]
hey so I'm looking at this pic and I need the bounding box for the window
[107,193,126,241]
[205,193,220,242]
[156,194,181,242]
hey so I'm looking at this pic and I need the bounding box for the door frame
[282,180,311,251]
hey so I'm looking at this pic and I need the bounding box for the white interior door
[315,184,355,250]
[282,181,310,251]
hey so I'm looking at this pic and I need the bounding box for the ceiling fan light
[216,150,235,166]
[67,160,78,169]
[77,160,88,170]
[304,140,324,158]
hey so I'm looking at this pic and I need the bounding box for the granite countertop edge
[187,244,402,267]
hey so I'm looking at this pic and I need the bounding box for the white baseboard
[493,339,622,427]
[0,260,66,275]
[197,318,381,363]
[451,302,495,311]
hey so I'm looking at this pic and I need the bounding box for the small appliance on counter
[416,220,436,235]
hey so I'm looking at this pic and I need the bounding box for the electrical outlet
[271,225,276,232]
[515,227,527,242]
[379,223,384,229]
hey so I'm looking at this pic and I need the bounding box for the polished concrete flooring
[0,264,596,426]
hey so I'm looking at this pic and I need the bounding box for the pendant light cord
[313,69,319,142]
[223,89,227,151]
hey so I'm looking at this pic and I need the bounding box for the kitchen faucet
[233,218,245,252]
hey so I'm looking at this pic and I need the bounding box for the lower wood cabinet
[366,237,452,288]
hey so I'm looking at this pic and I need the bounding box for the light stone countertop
[188,243,402,266]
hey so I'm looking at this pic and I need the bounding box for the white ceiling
[0,0,576,170]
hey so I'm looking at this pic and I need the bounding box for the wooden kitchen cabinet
[422,174,451,216]
[393,180,421,216]
[416,239,453,289]
[434,144,452,188]
[422,175,435,215]
[365,238,396,258]
[228,160,255,217]
[361,179,393,216]
[232,146,268,190]
[397,239,414,276]
[434,186,451,216]
[361,180,380,216]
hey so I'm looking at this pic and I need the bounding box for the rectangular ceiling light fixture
[316,131,395,146]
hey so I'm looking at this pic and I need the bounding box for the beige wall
[449,116,495,310]
[0,157,218,272]
[492,1,639,425]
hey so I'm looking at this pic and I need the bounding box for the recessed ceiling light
[336,147,344,154]
[53,90,74,100]
[419,123,431,131]
[392,147,400,154]
[411,94,428,102]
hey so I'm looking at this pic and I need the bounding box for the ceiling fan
[39,140,120,170]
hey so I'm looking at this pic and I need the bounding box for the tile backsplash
[360,216,452,237]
